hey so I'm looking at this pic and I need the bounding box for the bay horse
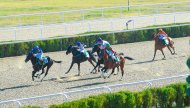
[152,33,176,60]
[102,49,134,80]
[91,44,119,74]
[65,45,96,76]
[25,51,62,81]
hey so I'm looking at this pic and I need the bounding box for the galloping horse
[91,44,119,74]
[25,51,62,81]
[102,50,134,80]
[152,33,176,60]
[65,45,96,76]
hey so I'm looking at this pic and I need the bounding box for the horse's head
[25,51,33,63]
[91,44,101,54]
[152,32,159,40]
[66,45,73,55]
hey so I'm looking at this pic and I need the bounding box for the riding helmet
[76,42,81,46]
[97,37,103,42]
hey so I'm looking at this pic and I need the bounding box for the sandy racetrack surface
[0,37,189,107]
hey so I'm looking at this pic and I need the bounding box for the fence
[0,1,190,27]
[0,74,189,108]
[0,11,190,42]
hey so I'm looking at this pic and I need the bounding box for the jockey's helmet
[159,28,163,32]
[76,42,81,46]
[105,43,111,48]
[33,45,39,50]
[97,37,103,43]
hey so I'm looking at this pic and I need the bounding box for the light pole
[128,0,130,11]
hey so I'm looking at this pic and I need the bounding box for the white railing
[0,21,190,45]
[0,11,190,42]
[0,73,189,108]
[0,1,190,27]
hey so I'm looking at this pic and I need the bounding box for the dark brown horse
[102,50,133,80]
[152,33,176,60]
[65,45,96,76]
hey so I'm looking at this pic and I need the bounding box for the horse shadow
[43,75,101,83]
[128,55,182,65]
[66,81,111,89]
[62,76,101,83]
[127,59,159,65]
[0,84,36,91]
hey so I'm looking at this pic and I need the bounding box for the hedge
[22,83,190,108]
[0,25,190,58]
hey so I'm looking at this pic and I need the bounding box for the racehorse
[91,44,119,74]
[152,33,176,60]
[102,49,134,80]
[25,51,62,81]
[65,45,96,76]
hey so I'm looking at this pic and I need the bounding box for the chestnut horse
[102,50,133,80]
[152,33,176,60]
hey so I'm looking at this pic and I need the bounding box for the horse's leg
[108,67,115,78]
[90,62,99,74]
[77,63,80,76]
[119,58,125,81]
[161,49,166,60]
[170,44,176,54]
[114,66,119,75]
[65,61,74,74]
[167,45,173,55]
[152,48,157,61]
[120,67,124,81]
[169,38,176,54]
[88,58,96,67]
[38,65,45,78]
[41,63,53,81]
[172,46,176,54]
[100,66,106,78]
[98,64,101,72]
[32,71,37,81]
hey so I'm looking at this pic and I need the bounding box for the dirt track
[0,37,189,107]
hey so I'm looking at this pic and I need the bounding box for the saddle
[36,57,48,65]
[159,35,169,46]
[75,51,89,60]
[105,50,120,64]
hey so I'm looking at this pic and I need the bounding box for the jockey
[157,28,169,45]
[158,28,168,37]
[96,37,118,63]
[31,45,47,65]
[76,42,89,58]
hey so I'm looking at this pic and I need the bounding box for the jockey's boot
[39,59,45,66]
[111,56,118,65]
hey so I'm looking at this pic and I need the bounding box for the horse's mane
[153,32,159,40]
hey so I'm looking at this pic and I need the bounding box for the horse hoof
[162,58,166,60]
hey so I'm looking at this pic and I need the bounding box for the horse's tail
[124,56,134,60]
[117,53,134,60]
[88,50,96,63]
[53,60,62,63]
